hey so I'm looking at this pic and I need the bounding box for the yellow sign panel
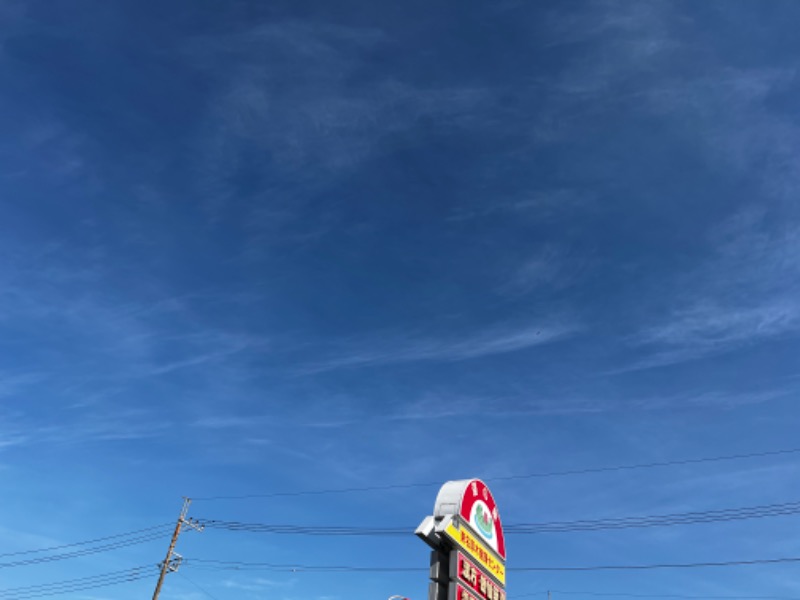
[444,520,506,585]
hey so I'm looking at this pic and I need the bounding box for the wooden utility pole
[152,497,203,600]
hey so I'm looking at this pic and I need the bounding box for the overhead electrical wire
[0,531,168,569]
[0,524,171,558]
[183,555,800,572]
[507,499,800,533]
[0,565,153,600]
[6,496,795,573]
[0,526,172,569]
[193,498,800,537]
[185,558,423,572]
[192,446,800,500]
[511,556,800,572]
[3,447,797,597]
[197,520,407,535]
[5,567,796,600]
[177,571,222,600]
[512,591,800,600]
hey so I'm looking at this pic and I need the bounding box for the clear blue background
[1,1,799,599]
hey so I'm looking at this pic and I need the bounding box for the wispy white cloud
[681,388,792,409]
[447,189,595,223]
[498,243,594,299]
[222,576,296,591]
[395,387,793,418]
[0,404,168,449]
[140,333,265,378]
[643,303,799,348]
[0,525,63,552]
[0,435,27,449]
[0,236,270,387]
[193,383,760,435]
[0,119,93,183]
[627,208,800,369]
[193,416,267,430]
[617,387,794,411]
[0,371,48,398]
[511,252,562,290]
[297,321,576,373]
[44,413,167,444]
[188,19,500,233]
[535,3,800,370]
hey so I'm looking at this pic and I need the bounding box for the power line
[197,520,407,535]
[513,592,800,600]
[192,446,800,500]
[0,531,169,569]
[0,524,171,558]
[512,557,800,572]
[0,565,153,600]
[178,572,221,600]
[193,498,800,536]
[186,558,422,572]
[545,591,800,600]
[184,555,800,572]
[507,500,800,533]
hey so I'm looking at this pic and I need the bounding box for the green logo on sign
[475,504,493,539]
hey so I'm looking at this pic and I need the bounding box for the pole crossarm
[151,498,203,600]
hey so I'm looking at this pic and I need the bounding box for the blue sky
[1,0,800,598]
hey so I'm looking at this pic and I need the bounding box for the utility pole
[151,497,204,600]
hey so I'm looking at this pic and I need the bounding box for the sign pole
[416,480,507,600]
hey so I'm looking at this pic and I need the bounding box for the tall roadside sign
[416,480,506,600]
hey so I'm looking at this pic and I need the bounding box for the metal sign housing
[419,479,507,600]
[434,479,506,560]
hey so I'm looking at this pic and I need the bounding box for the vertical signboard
[451,552,506,600]
[416,479,506,600]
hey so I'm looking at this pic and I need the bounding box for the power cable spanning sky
[3,449,800,598]
[2,1,800,599]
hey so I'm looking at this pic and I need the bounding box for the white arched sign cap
[433,479,506,560]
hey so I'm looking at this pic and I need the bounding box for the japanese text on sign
[454,583,481,600]
[444,521,506,585]
[457,553,506,600]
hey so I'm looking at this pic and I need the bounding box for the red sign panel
[453,583,480,600]
[459,480,506,560]
[456,552,506,600]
